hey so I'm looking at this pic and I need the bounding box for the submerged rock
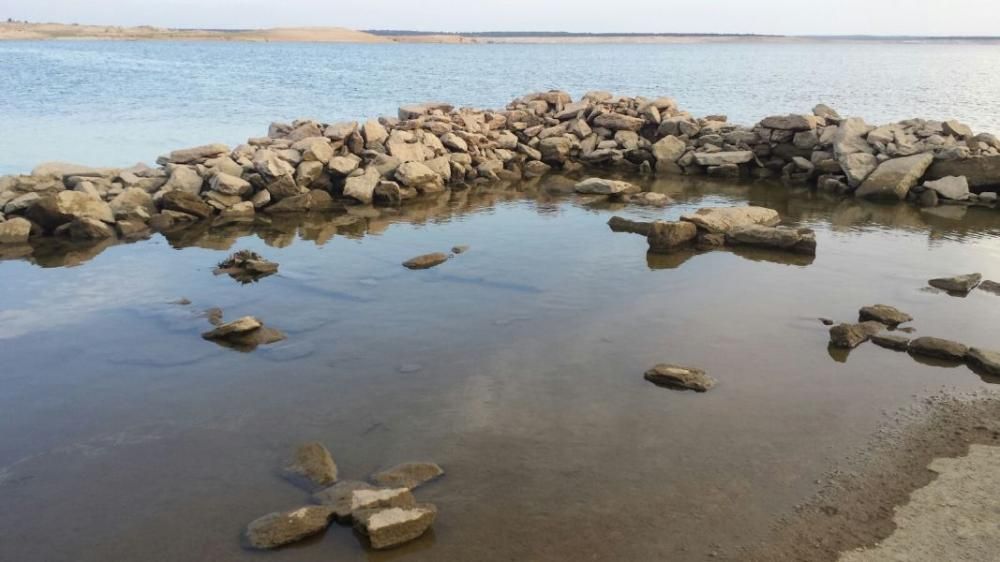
[680,206,781,234]
[966,348,1000,377]
[829,321,885,349]
[0,216,32,245]
[725,225,816,255]
[928,273,982,295]
[402,252,449,270]
[312,480,377,522]
[214,250,279,283]
[608,216,652,236]
[245,505,335,549]
[371,462,445,490]
[643,364,716,392]
[979,280,1000,296]
[451,245,470,254]
[908,337,969,361]
[201,315,287,351]
[353,505,437,550]
[284,442,338,488]
[858,305,913,328]
[871,334,911,351]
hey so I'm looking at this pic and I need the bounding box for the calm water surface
[1,175,999,561]
[2,40,1000,175]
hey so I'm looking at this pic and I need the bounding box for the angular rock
[725,225,816,255]
[644,364,716,392]
[163,165,204,194]
[209,172,251,196]
[398,102,453,120]
[925,155,1000,189]
[928,273,982,295]
[201,316,262,340]
[26,191,114,231]
[923,176,969,201]
[284,442,338,488]
[829,321,885,349]
[109,187,155,219]
[573,178,636,195]
[246,505,335,550]
[353,505,437,550]
[608,216,652,236]
[978,280,1000,296]
[855,153,935,200]
[538,136,574,164]
[593,113,644,131]
[871,334,911,351]
[312,480,377,521]
[680,206,781,234]
[394,162,443,192]
[647,221,698,254]
[67,216,115,240]
[693,151,754,167]
[328,154,361,176]
[908,337,969,361]
[840,152,879,187]
[858,305,913,327]
[161,190,212,219]
[344,167,381,204]
[215,250,278,283]
[351,488,416,513]
[651,135,687,173]
[371,462,444,490]
[760,114,818,131]
[966,348,1000,377]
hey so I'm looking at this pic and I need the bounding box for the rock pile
[246,442,444,551]
[214,249,278,283]
[2,91,998,251]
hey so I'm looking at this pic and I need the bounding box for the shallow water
[1,176,999,561]
[3,40,1000,175]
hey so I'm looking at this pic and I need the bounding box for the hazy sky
[5,0,1000,36]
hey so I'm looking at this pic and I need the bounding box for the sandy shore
[735,390,1000,561]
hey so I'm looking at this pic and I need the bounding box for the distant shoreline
[2,22,1000,44]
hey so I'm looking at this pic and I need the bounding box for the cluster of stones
[827,301,1000,378]
[607,204,816,256]
[246,442,443,551]
[1,91,999,251]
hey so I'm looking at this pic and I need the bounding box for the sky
[4,0,1000,36]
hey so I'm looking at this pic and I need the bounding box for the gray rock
[832,117,875,158]
[871,334,911,351]
[284,442,338,488]
[644,364,717,392]
[403,253,449,270]
[840,152,879,187]
[693,151,754,167]
[573,178,636,195]
[760,114,818,131]
[856,153,935,200]
[163,143,229,165]
[246,505,335,549]
[858,305,913,327]
[908,337,969,361]
[353,505,437,550]
[725,225,817,255]
[312,480,377,521]
[978,280,1000,296]
[647,221,698,253]
[928,273,982,294]
[829,321,886,349]
[608,216,652,236]
[966,348,1000,377]
[371,462,444,490]
[925,155,1000,189]
[350,488,416,513]
[923,176,970,201]
[680,206,781,234]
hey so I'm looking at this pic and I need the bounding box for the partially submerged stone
[245,505,335,549]
[284,442,338,488]
[647,221,698,254]
[979,280,1000,296]
[829,321,885,349]
[371,462,444,490]
[608,216,652,236]
[858,305,913,328]
[725,225,816,255]
[350,488,416,512]
[353,505,437,550]
[403,252,449,270]
[908,337,969,361]
[451,245,470,254]
[855,153,934,200]
[928,273,982,295]
[312,480,376,522]
[214,250,278,283]
[0,217,32,245]
[573,178,637,195]
[966,348,1000,377]
[871,334,911,351]
[202,316,261,340]
[680,206,781,234]
[923,175,970,201]
[201,315,287,351]
[644,364,716,392]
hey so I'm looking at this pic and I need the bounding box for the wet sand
[0,176,999,561]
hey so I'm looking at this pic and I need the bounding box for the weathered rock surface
[344,167,381,204]
[608,216,652,236]
[312,480,376,521]
[644,364,717,392]
[246,505,335,549]
[284,442,338,488]
[573,178,636,195]
[215,250,278,283]
[647,221,698,253]
[923,176,970,200]
[353,505,437,550]
[928,273,982,294]
[871,334,911,351]
[0,216,32,244]
[26,191,114,231]
[925,154,1000,188]
[855,153,934,200]
[858,305,913,328]
[829,321,886,349]
[693,151,754,167]
[978,280,1000,296]
[680,206,781,234]
[908,337,969,361]
[965,348,1000,376]
[371,462,444,490]
[350,488,416,513]
[402,253,449,270]
[725,225,816,255]
[163,143,229,165]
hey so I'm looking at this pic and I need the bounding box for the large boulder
[394,162,443,193]
[832,117,875,158]
[925,155,1000,189]
[0,217,32,244]
[651,136,687,173]
[855,153,935,200]
[840,153,879,187]
[253,149,296,178]
[647,221,698,253]
[67,217,115,240]
[928,273,982,294]
[923,175,970,200]
[693,151,754,167]
[538,136,574,164]
[26,191,114,231]
[680,206,781,234]
[245,505,335,550]
[162,165,204,194]
[209,172,251,196]
[109,187,155,219]
[344,167,381,204]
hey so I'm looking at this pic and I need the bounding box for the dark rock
[978,280,1000,296]
[214,250,278,283]
[928,273,982,295]
[871,334,911,351]
[829,321,885,349]
[371,462,444,490]
[608,215,652,236]
[643,364,717,392]
[647,221,698,254]
[403,253,449,270]
[284,442,338,488]
[908,337,969,361]
[858,305,913,327]
[725,225,817,255]
[161,190,212,219]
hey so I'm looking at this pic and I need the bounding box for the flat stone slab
[693,150,754,167]
[680,206,781,234]
[928,273,982,295]
[573,178,636,195]
[871,334,911,351]
[351,488,416,513]
[246,505,335,549]
[644,364,717,392]
[856,153,934,200]
[908,337,969,361]
[371,462,444,490]
[312,480,376,522]
[354,505,437,550]
[829,321,886,349]
[859,305,913,327]
[725,225,817,255]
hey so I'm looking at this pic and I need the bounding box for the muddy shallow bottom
[1,175,999,561]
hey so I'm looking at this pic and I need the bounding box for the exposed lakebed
[0,175,999,561]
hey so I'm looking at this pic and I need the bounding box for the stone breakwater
[1,90,1000,248]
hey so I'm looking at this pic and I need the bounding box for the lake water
[1,172,1000,561]
[3,40,1000,175]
